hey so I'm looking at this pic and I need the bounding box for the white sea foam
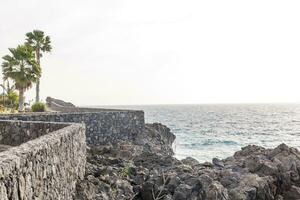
[101,104,300,162]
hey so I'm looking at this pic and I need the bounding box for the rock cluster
[75,123,300,200]
[46,96,76,109]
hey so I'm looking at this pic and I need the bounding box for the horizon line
[80,102,300,107]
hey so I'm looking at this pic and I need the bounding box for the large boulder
[46,96,76,111]
[135,123,176,156]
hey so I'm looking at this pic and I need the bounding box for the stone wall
[0,121,86,200]
[0,110,145,146]
[0,120,68,146]
[0,108,145,199]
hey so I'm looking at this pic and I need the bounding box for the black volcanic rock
[75,124,300,200]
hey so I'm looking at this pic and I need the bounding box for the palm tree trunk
[18,88,25,112]
[36,79,40,103]
[35,48,40,103]
[2,80,5,107]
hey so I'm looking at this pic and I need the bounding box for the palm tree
[1,45,41,112]
[25,30,52,103]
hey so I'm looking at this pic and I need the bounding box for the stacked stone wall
[0,120,68,146]
[0,121,86,200]
[0,110,145,146]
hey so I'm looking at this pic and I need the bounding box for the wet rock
[212,158,224,168]
[181,157,200,167]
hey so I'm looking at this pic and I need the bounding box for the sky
[1,0,300,106]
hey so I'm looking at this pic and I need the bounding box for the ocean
[100,104,300,162]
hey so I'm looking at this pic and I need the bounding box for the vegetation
[1,45,41,112]
[0,29,51,113]
[31,102,46,112]
[0,81,19,109]
[120,162,133,178]
[25,30,52,103]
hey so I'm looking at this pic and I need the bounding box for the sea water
[101,104,300,162]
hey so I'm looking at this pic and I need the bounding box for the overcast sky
[1,0,300,105]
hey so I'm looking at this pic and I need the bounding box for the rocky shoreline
[74,123,300,200]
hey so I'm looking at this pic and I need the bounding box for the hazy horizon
[87,102,300,107]
[1,0,300,105]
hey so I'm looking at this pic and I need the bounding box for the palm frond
[1,45,40,91]
[25,29,52,54]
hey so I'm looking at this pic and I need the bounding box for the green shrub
[0,92,19,109]
[31,102,46,112]
[7,91,19,108]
